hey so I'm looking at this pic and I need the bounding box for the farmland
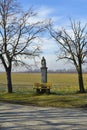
[0,72,87,108]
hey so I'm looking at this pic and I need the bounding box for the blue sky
[18,0,87,70]
[20,0,87,19]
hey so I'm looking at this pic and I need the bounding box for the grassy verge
[0,91,87,108]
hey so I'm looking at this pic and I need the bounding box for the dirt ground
[0,102,87,130]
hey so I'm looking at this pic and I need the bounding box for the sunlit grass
[0,72,87,108]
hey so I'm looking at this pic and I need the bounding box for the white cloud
[28,6,52,22]
[28,6,63,26]
[37,6,53,18]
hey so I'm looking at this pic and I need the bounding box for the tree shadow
[0,103,87,130]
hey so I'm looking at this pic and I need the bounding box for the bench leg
[41,89,46,94]
[46,89,50,94]
[36,89,40,94]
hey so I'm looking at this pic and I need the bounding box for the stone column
[40,57,50,94]
[41,57,47,83]
[41,67,47,83]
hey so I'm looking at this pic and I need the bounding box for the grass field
[0,72,87,108]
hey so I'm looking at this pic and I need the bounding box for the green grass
[0,72,87,108]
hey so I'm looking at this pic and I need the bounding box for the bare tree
[48,20,87,93]
[0,0,46,93]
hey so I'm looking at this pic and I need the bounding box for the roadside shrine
[34,57,52,94]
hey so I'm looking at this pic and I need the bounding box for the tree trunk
[6,68,13,93]
[77,63,85,93]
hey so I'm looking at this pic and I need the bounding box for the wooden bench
[34,82,52,94]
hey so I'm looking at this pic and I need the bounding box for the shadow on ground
[0,103,87,130]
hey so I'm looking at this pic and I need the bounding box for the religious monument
[34,56,52,94]
[41,56,47,83]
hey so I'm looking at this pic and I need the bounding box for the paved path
[0,103,87,130]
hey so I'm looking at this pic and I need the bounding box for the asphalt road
[0,102,87,130]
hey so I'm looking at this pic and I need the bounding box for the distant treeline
[16,69,87,73]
